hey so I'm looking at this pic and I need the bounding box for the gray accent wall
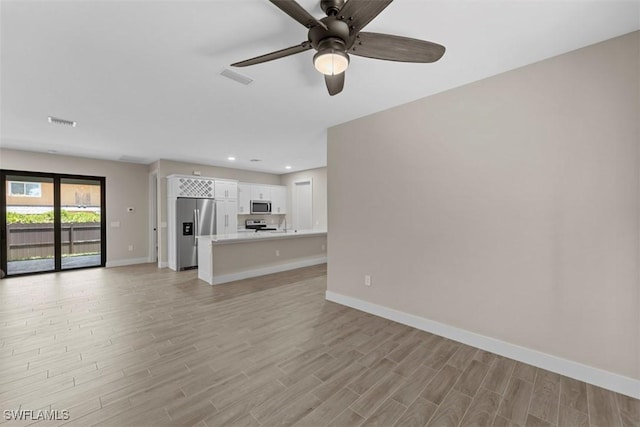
[327,32,640,380]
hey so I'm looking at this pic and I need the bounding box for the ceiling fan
[231,0,445,96]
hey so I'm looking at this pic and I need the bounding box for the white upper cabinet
[214,180,237,200]
[271,186,287,214]
[251,185,271,201]
[238,184,251,214]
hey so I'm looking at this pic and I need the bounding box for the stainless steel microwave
[250,200,272,214]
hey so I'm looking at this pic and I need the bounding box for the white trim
[210,256,327,285]
[106,257,150,268]
[158,261,168,268]
[325,290,640,399]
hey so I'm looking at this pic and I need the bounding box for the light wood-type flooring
[1,264,638,427]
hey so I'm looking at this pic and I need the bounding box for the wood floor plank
[588,384,623,427]
[351,371,405,418]
[616,392,640,427]
[528,369,560,424]
[512,362,537,383]
[525,414,553,427]
[347,358,397,395]
[421,365,463,405]
[391,365,438,406]
[559,376,588,414]
[459,388,501,427]
[482,357,516,395]
[327,408,364,427]
[394,397,438,427]
[558,404,589,427]
[361,398,407,427]
[453,359,491,397]
[497,377,534,425]
[446,344,478,371]
[295,387,360,426]
[426,390,472,427]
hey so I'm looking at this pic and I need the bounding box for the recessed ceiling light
[227,156,236,161]
[285,165,292,170]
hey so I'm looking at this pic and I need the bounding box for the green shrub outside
[7,211,101,224]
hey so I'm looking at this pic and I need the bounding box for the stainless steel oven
[250,200,272,214]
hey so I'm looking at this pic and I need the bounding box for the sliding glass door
[1,170,106,277]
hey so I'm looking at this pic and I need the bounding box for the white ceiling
[1,0,638,174]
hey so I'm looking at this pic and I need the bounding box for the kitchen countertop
[199,228,327,245]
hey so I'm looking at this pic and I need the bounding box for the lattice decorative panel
[175,178,214,198]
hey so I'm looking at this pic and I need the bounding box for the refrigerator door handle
[194,209,199,246]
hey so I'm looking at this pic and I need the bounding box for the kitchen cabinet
[216,199,238,234]
[238,184,251,214]
[271,186,287,214]
[251,185,271,201]
[214,180,237,200]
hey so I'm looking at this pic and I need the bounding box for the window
[8,181,42,197]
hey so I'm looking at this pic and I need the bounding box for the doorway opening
[293,179,313,230]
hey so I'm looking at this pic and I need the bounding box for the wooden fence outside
[7,223,101,261]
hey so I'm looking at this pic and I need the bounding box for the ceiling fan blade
[350,32,445,63]
[325,72,345,96]
[269,0,328,30]
[337,0,393,34]
[231,42,312,67]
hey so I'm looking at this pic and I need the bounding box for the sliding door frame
[0,169,107,277]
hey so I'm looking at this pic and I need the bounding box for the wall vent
[48,116,76,127]
[220,68,253,86]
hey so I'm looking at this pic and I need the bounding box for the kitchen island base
[198,232,327,285]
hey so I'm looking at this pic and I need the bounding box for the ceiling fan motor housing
[308,17,351,50]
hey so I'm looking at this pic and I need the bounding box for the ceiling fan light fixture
[313,49,349,75]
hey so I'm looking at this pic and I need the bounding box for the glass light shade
[313,50,349,75]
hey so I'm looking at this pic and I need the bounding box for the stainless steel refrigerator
[176,197,215,270]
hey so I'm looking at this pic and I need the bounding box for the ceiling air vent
[48,116,76,127]
[250,159,262,162]
[220,68,253,86]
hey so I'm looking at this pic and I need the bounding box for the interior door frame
[0,169,107,277]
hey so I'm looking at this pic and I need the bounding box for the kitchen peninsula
[197,229,327,285]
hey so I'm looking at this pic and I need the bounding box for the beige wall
[154,159,282,266]
[280,167,327,229]
[1,148,149,265]
[327,31,640,381]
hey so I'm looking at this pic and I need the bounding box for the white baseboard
[105,257,150,268]
[325,291,640,399]
[158,261,168,268]
[211,256,327,285]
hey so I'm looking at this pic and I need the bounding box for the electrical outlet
[128,245,134,251]
[364,275,371,287]
[275,249,280,257]
[321,244,326,251]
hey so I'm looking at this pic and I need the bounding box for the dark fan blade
[231,42,312,67]
[350,32,445,63]
[325,72,345,96]
[337,0,393,34]
[269,0,328,29]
